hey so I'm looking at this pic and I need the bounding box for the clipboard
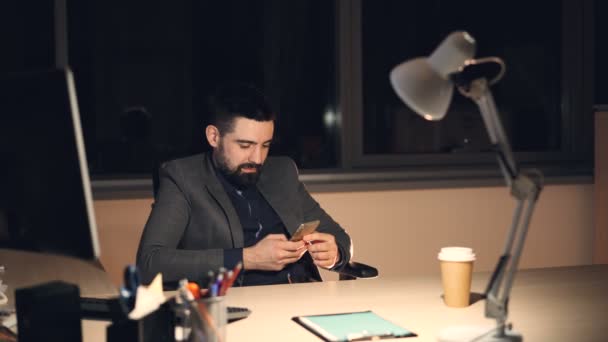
[292,310,417,341]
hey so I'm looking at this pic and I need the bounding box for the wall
[95,184,594,286]
[315,184,593,281]
[95,198,154,286]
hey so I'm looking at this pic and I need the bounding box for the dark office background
[0,0,602,180]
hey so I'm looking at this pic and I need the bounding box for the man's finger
[310,251,332,261]
[279,240,306,251]
[307,241,334,253]
[265,234,287,241]
[314,253,338,268]
[296,244,308,251]
[314,258,336,269]
[303,232,334,243]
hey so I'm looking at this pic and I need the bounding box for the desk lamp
[389,31,543,341]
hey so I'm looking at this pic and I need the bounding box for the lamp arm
[484,200,524,297]
[460,78,518,182]
[499,196,538,303]
[458,78,543,335]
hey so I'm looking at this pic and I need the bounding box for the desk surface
[220,265,608,342]
[0,249,118,310]
[74,264,604,341]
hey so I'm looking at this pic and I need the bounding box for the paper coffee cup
[438,247,476,307]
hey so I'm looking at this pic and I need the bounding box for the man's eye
[239,144,252,148]
[262,144,271,149]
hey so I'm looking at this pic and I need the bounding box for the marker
[211,274,223,297]
[205,270,215,297]
[219,270,233,296]
[220,262,242,295]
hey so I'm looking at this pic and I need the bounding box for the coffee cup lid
[438,246,476,262]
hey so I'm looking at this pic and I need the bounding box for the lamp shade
[389,31,476,121]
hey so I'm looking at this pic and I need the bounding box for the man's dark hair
[208,82,275,134]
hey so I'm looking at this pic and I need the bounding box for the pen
[211,273,223,297]
[205,270,215,297]
[217,267,227,294]
[219,270,233,296]
[220,262,242,296]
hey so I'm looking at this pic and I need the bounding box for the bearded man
[137,83,351,287]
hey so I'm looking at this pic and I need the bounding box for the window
[361,1,562,154]
[5,0,593,189]
[342,0,593,170]
[68,0,338,176]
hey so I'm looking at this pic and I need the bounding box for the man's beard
[214,150,262,188]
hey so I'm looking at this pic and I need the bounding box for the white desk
[6,248,604,340]
[221,265,608,342]
[0,249,118,309]
[40,264,608,341]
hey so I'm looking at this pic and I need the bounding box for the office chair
[150,161,378,281]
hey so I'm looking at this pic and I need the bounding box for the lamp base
[437,325,522,342]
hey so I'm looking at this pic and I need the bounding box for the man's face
[211,117,274,187]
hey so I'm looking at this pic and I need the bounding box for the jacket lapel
[257,160,299,235]
[258,159,322,281]
[201,154,244,248]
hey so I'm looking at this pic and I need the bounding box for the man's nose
[248,146,263,165]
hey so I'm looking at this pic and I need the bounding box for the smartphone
[290,220,320,242]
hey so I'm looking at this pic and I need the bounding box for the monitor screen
[0,68,100,260]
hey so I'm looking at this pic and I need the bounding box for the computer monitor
[0,67,100,260]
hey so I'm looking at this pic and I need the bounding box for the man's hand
[243,234,307,271]
[304,232,340,269]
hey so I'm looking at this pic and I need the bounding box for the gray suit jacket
[136,153,352,285]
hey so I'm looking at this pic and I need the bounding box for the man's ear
[205,125,220,148]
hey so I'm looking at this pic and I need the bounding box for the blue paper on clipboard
[292,310,417,341]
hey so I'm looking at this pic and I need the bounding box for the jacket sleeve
[290,160,352,269]
[136,161,226,286]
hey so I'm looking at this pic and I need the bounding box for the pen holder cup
[195,296,227,342]
[106,299,175,342]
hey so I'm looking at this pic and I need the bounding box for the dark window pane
[595,0,608,104]
[192,0,338,169]
[70,0,337,176]
[361,0,562,155]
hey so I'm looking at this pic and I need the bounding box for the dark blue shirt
[217,170,314,286]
